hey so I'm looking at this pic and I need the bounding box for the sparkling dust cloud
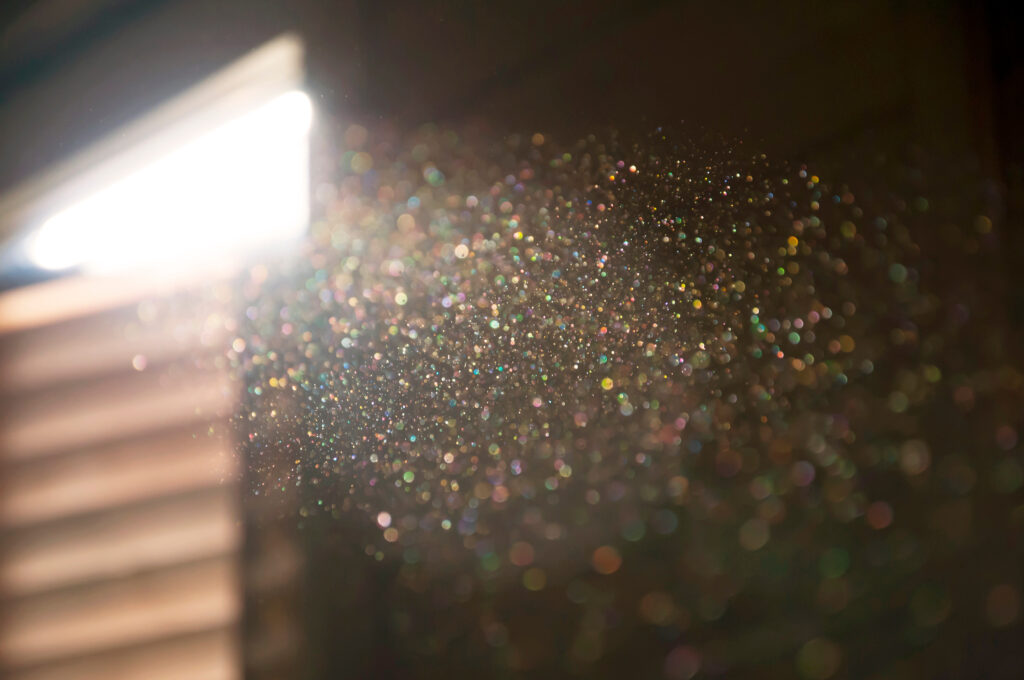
[231,125,1022,678]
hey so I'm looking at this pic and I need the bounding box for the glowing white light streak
[27,90,312,273]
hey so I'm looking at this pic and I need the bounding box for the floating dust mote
[233,125,1022,677]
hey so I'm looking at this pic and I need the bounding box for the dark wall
[0,0,1008,191]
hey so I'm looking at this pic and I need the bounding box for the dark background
[2,2,1022,679]
[1,0,1021,181]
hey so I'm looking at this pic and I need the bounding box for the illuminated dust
[231,124,1023,678]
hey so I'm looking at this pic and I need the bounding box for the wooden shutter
[0,275,243,680]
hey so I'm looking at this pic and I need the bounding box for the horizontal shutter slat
[0,557,239,668]
[0,425,234,528]
[1,487,240,597]
[0,367,233,462]
[5,628,239,680]
[0,306,228,397]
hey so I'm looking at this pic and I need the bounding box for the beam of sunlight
[26,90,312,274]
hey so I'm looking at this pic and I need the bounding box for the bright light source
[26,90,312,273]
